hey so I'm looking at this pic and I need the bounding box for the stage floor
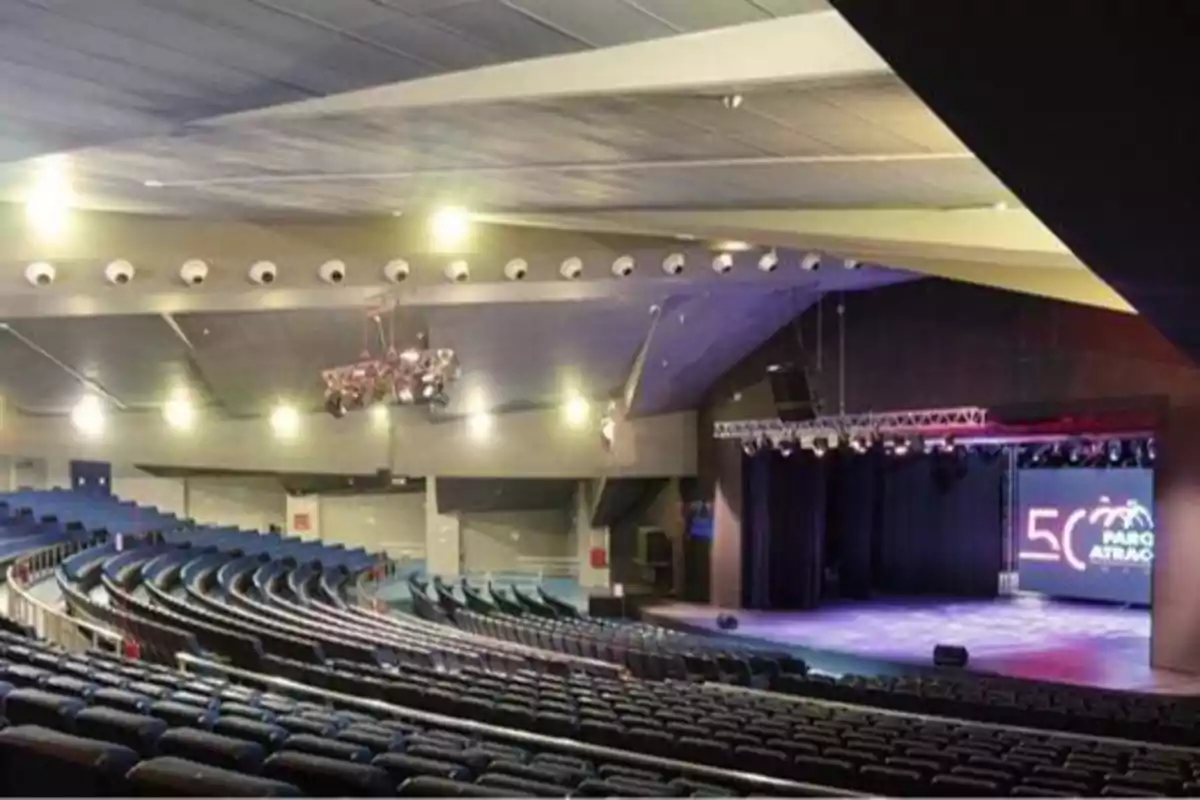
[646,595,1200,694]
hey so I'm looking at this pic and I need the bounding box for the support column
[1152,400,1200,673]
[574,481,610,589]
[425,477,461,578]
[286,495,322,542]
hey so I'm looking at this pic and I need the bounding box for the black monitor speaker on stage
[933,644,969,668]
[768,364,819,422]
[716,613,739,631]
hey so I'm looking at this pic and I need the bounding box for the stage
[645,595,1200,695]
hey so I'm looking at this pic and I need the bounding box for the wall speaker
[768,365,819,422]
[716,613,740,631]
[933,643,969,668]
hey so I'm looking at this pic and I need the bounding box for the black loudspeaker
[768,365,819,422]
[933,644,969,668]
[716,613,740,631]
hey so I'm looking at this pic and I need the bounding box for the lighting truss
[714,406,989,442]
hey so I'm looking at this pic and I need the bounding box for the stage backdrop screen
[1017,468,1154,605]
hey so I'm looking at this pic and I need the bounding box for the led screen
[1017,468,1154,605]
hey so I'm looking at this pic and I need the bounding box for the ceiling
[0,1,1123,430]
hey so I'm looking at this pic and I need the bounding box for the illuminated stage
[644,595,1200,695]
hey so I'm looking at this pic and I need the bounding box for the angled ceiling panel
[830,1,1199,361]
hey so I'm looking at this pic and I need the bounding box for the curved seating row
[0,628,812,798]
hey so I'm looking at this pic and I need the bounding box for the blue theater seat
[156,727,266,773]
[73,706,167,757]
[262,750,394,796]
[211,716,289,751]
[126,756,301,797]
[0,725,138,796]
[398,775,512,797]
[2,688,86,731]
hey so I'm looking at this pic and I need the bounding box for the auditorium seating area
[3,531,1197,796]
[5,498,1194,797]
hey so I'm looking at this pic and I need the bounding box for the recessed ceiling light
[991,201,1010,211]
[722,94,744,110]
[717,240,752,252]
[144,180,163,188]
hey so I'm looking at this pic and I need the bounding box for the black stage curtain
[742,451,826,610]
[876,452,1004,597]
[741,449,1003,609]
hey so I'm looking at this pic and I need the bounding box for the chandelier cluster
[322,347,458,417]
[322,302,459,418]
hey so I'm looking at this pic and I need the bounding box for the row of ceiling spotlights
[68,391,596,440]
[743,433,983,458]
[19,251,858,288]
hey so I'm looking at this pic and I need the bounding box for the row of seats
[0,630,800,797]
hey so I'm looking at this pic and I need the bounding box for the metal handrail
[5,540,122,652]
[176,652,858,797]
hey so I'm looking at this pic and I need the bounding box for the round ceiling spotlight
[104,259,135,285]
[559,257,583,280]
[180,259,209,286]
[721,94,744,110]
[504,258,529,281]
[711,253,734,274]
[383,259,410,283]
[757,250,779,273]
[445,259,469,282]
[318,259,346,284]
[249,260,277,285]
[662,253,685,276]
[800,253,822,272]
[24,261,56,287]
[843,257,861,270]
[611,256,635,278]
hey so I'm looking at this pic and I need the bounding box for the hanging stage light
[742,437,761,457]
[811,436,829,457]
[777,437,797,457]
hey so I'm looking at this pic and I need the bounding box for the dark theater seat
[0,725,139,796]
[262,750,394,796]
[126,756,301,797]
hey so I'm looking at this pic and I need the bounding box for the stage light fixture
[71,395,105,438]
[270,404,300,439]
[892,437,911,456]
[369,402,389,429]
[662,253,686,275]
[1147,438,1157,463]
[162,394,195,431]
[711,253,734,274]
[741,437,760,457]
[431,206,471,248]
[504,258,529,281]
[777,437,797,458]
[563,393,590,428]
[843,258,861,270]
[468,411,493,438]
[849,435,869,454]
[559,257,583,280]
[25,156,74,240]
[612,255,635,277]
[811,436,829,457]
[757,250,779,273]
[800,253,822,272]
[1108,440,1123,464]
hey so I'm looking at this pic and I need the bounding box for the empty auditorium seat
[263,750,394,796]
[126,756,301,797]
[0,725,139,795]
[74,706,167,757]
[156,727,266,773]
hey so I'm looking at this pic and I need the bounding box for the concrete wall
[460,509,573,574]
[319,493,426,557]
[186,476,286,532]
[0,407,696,479]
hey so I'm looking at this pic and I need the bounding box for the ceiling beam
[212,11,889,124]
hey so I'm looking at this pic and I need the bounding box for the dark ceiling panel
[6,315,202,411]
[830,0,1200,363]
